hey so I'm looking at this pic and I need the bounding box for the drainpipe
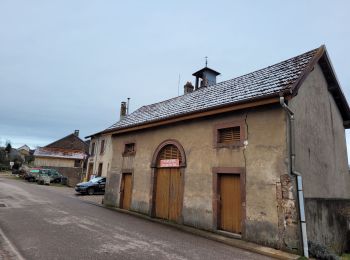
[280,96,309,258]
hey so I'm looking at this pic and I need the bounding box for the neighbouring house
[85,102,128,180]
[18,144,30,155]
[17,144,31,162]
[34,130,89,186]
[88,45,350,256]
[85,134,113,180]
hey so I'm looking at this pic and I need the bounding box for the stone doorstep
[82,200,300,260]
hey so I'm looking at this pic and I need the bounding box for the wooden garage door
[219,174,241,233]
[155,168,182,222]
[120,173,132,210]
[154,144,183,222]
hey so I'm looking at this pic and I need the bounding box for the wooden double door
[155,168,182,222]
[218,174,242,234]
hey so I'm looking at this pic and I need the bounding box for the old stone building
[89,45,350,255]
[34,130,89,186]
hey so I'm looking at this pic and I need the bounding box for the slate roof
[101,47,320,134]
[34,147,86,160]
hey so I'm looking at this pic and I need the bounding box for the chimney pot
[184,81,194,94]
[120,101,127,119]
[74,130,79,137]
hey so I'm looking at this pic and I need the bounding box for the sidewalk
[82,199,300,260]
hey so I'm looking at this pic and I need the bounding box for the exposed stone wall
[305,198,350,254]
[276,174,300,252]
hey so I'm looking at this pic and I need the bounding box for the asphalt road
[0,175,272,260]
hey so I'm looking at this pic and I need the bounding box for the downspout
[280,96,309,258]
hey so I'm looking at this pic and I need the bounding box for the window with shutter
[218,127,241,143]
[157,144,182,165]
[214,121,245,148]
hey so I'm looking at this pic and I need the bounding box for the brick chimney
[120,101,127,120]
[74,130,79,137]
[184,82,194,94]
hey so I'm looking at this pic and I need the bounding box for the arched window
[151,139,186,168]
[157,144,182,166]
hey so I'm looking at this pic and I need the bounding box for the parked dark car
[75,177,106,195]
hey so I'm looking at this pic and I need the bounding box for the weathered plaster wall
[305,198,350,254]
[34,157,74,168]
[289,64,350,199]
[105,104,299,251]
[87,134,113,178]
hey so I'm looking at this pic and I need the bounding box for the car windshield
[90,177,104,183]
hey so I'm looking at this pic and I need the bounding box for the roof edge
[290,45,350,128]
[101,95,282,136]
[289,45,326,96]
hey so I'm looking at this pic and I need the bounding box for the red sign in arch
[159,159,179,168]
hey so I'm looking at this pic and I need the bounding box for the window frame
[122,142,136,157]
[214,121,245,148]
[100,140,105,155]
[74,159,81,168]
[91,142,96,156]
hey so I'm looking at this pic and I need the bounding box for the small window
[91,143,95,155]
[218,126,241,143]
[100,140,105,155]
[215,122,244,148]
[97,163,103,176]
[123,143,136,156]
[74,160,81,168]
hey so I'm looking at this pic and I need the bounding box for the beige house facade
[86,134,113,179]
[90,46,350,255]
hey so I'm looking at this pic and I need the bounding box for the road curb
[82,200,300,260]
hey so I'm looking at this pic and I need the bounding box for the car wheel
[87,188,94,195]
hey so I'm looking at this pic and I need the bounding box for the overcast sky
[1,1,350,156]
